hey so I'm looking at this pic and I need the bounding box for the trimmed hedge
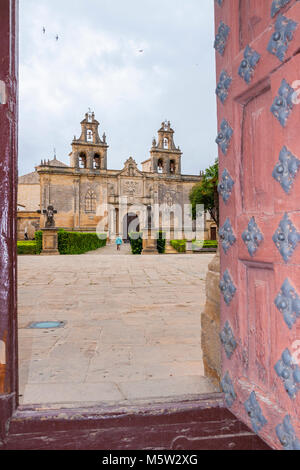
[170,240,186,253]
[35,230,43,254]
[129,232,143,255]
[192,240,218,249]
[58,230,107,254]
[157,231,166,254]
[129,231,166,255]
[170,240,218,253]
[21,230,107,255]
[17,241,38,255]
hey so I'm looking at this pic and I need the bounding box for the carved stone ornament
[124,180,139,195]
[267,14,298,62]
[39,205,57,228]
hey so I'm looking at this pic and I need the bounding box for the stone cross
[38,205,57,228]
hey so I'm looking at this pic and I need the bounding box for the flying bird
[138,49,144,53]
[56,35,59,41]
[42,27,46,34]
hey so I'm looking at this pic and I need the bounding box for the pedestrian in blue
[116,235,123,251]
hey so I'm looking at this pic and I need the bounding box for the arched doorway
[123,212,140,241]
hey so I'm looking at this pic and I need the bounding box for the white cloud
[19,0,217,175]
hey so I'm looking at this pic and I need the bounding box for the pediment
[119,157,143,177]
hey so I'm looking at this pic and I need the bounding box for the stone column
[177,157,181,175]
[70,151,79,169]
[101,149,107,170]
[87,151,94,171]
[152,157,158,173]
[201,250,221,388]
[41,228,59,255]
[164,157,170,175]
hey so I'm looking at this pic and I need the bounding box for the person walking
[115,235,123,252]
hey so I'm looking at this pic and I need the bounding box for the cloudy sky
[19,0,217,177]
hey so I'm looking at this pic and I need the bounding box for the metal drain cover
[27,321,65,329]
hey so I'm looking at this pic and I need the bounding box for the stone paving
[18,247,217,406]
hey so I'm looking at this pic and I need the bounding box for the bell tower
[150,121,182,175]
[70,110,109,171]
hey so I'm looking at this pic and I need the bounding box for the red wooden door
[216,0,300,450]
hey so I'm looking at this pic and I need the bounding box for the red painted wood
[216,0,300,450]
[0,0,19,443]
[5,397,269,450]
[0,0,272,450]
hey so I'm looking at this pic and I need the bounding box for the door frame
[0,0,270,450]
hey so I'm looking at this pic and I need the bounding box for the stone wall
[17,212,40,240]
[18,183,40,212]
[201,251,221,388]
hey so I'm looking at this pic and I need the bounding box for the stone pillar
[177,157,181,175]
[70,151,79,169]
[142,228,159,255]
[164,157,170,175]
[87,151,94,171]
[201,250,221,388]
[153,157,158,173]
[41,228,59,255]
[101,149,107,170]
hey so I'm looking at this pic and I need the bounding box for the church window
[163,138,169,149]
[93,154,101,170]
[79,153,87,169]
[170,160,176,174]
[87,129,93,142]
[85,190,97,213]
[158,158,164,174]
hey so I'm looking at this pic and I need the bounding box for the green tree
[189,159,219,226]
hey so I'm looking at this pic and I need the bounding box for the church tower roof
[72,110,108,147]
[148,121,182,175]
[70,110,109,171]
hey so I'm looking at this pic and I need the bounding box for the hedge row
[129,231,166,255]
[170,240,218,253]
[157,231,166,254]
[18,230,107,255]
[170,240,186,253]
[129,232,143,255]
[58,230,107,254]
[17,241,38,255]
[35,231,43,254]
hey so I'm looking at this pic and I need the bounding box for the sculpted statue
[38,205,57,228]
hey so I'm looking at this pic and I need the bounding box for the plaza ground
[18,245,217,405]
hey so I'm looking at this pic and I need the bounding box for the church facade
[18,111,216,241]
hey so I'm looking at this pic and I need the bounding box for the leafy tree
[189,159,219,226]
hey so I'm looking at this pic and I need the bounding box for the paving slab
[18,251,218,405]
